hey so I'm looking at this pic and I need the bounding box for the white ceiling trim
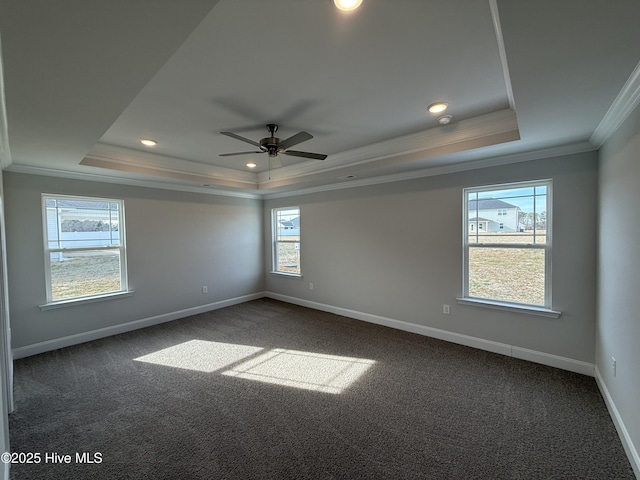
[80,109,519,193]
[0,38,12,170]
[590,59,640,147]
[489,0,516,111]
[6,140,595,201]
[80,155,257,191]
[262,141,596,200]
[85,143,257,184]
[5,163,260,200]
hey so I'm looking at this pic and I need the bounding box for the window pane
[468,247,545,306]
[50,249,121,301]
[275,242,300,274]
[45,198,121,249]
[275,209,300,242]
[467,186,548,246]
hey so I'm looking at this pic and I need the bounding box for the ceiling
[1,0,639,198]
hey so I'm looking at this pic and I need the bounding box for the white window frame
[271,206,301,277]
[41,194,129,307]
[459,180,560,318]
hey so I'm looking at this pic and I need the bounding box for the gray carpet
[8,299,635,479]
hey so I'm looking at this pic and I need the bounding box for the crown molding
[85,143,258,185]
[6,140,595,202]
[590,59,640,147]
[489,0,516,111]
[4,164,260,199]
[0,39,12,170]
[262,141,595,200]
[80,155,258,191]
[78,110,519,194]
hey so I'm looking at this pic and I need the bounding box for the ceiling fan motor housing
[260,136,281,157]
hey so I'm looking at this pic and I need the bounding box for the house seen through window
[463,180,551,307]
[43,194,128,303]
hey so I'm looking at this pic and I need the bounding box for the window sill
[269,271,302,279]
[456,297,561,318]
[39,290,134,311]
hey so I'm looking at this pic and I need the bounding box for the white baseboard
[595,366,640,479]
[511,346,594,376]
[12,292,265,359]
[265,292,595,376]
[15,291,597,377]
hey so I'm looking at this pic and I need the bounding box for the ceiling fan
[220,124,327,167]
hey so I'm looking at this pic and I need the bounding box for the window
[463,180,551,308]
[42,195,128,303]
[272,207,301,276]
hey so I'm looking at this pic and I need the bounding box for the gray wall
[4,172,264,349]
[265,152,598,363]
[598,103,640,469]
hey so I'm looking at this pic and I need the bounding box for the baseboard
[265,292,595,376]
[511,346,594,376]
[595,366,640,479]
[12,292,265,359]
[13,290,596,376]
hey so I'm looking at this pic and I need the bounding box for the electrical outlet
[309,283,314,290]
[443,304,451,315]
[202,286,208,294]
[611,357,616,377]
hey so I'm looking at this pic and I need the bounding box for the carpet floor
[8,298,635,479]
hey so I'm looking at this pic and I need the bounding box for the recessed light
[438,115,453,125]
[140,139,157,147]
[428,102,448,114]
[246,162,257,169]
[334,0,363,11]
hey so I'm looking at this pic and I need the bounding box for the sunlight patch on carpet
[134,340,263,373]
[221,348,375,394]
[134,341,375,394]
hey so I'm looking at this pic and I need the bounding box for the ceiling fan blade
[279,131,313,150]
[283,150,327,161]
[221,131,262,148]
[270,156,283,168]
[219,151,263,157]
